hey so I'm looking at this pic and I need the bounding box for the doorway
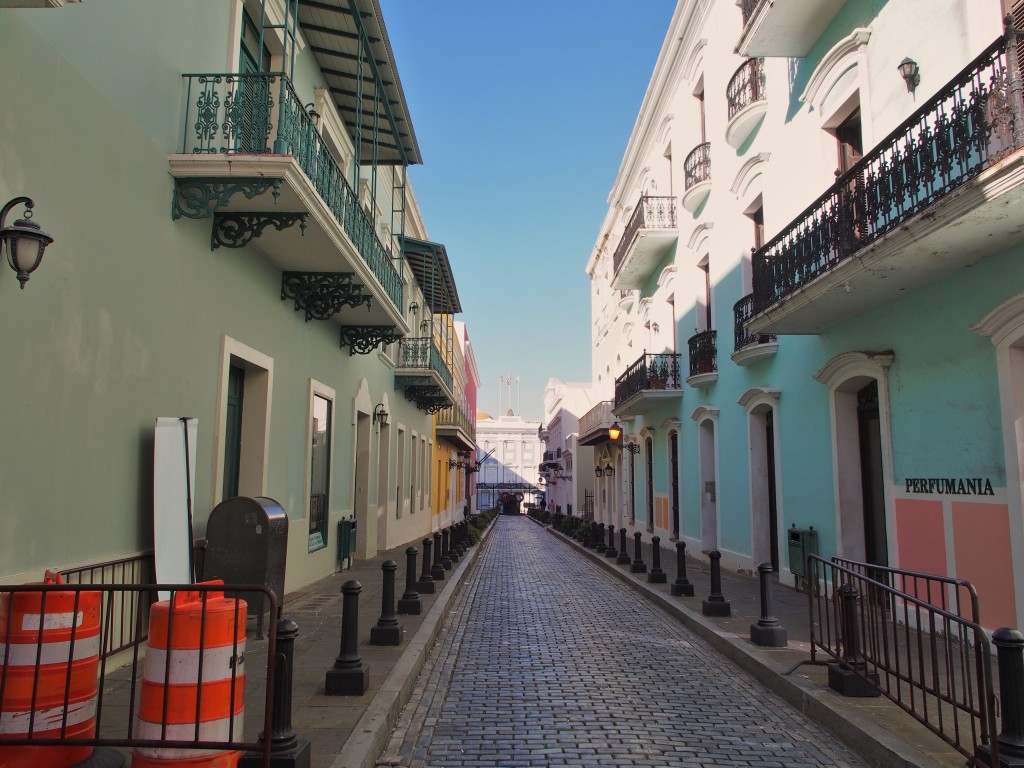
[858,380,888,566]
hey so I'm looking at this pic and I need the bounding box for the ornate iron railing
[807,556,998,766]
[180,73,403,312]
[752,36,1023,315]
[437,402,475,440]
[397,336,453,390]
[687,330,718,376]
[612,195,678,277]
[733,293,777,351]
[740,0,760,26]
[579,400,615,438]
[614,352,682,407]
[727,58,766,120]
[684,142,711,189]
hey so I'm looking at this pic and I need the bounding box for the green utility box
[337,517,357,570]
[788,525,818,591]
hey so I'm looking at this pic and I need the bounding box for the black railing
[397,336,453,390]
[0,581,278,765]
[807,556,998,766]
[733,293,776,351]
[727,58,766,120]
[614,352,682,407]
[687,330,717,376]
[612,195,678,277]
[752,35,1023,315]
[684,142,711,189]
[740,0,760,26]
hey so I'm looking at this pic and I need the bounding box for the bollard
[441,528,453,569]
[604,523,618,558]
[325,580,369,695]
[240,618,312,767]
[648,536,667,583]
[452,523,465,557]
[976,628,1024,766]
[595,523,607,553]
[431,531,446,581]
[617,528,631,565]
[447,525,460,564]
[749,563,786,646]
[701,550,731,616]
[827,582,879,697]
[418,538,436,594]
[631,531,647,574]
[671,540,694,597]
[371,560,402,645]
[397,547,422,615]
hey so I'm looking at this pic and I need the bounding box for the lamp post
[0,197,53,289]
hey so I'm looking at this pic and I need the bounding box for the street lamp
[1,197,53,289]
[373,403,389,426]
[609,421,640,454]
[604,463,614,477]
[594,466,604,478]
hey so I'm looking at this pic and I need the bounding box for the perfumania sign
[904,477,995,496]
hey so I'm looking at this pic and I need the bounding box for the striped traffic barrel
[132,585,246,767]
[0,571,101,768]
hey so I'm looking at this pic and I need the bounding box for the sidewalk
[273,516,964,768]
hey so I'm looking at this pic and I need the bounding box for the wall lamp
[304,102,321,126]
[373,403,389,426]
[898,57,920,93]
[1,197,53,289]
[408,301,419,315]
[604,463,614,477]
[594,466,604,478]
[609,421,642,454]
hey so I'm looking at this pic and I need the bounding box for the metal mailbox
[788,525,818,577]
[203,496,289,636]
[337,516,357,570]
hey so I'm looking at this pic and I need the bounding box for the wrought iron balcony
[736,0,848,57]
[394,336,454,413]
[687,330,717,380]
[750,36,1024,335]
[610,194,678,290]
[682,143,711,211]
[436,403,475,450]
[726,58,767,149]
[613,352,682,416]
[172,72,403,315]
[732,294,778,366]
[578,400,616,446]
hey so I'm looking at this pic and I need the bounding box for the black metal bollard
[452,522,465,556]
[418,538,436,594]
[617,528,631,565]
[701,550,731,616]
[749,563,786,646]
[977,628,1024,766]
[371,560,402,645]
[441,527,453,569]
[240,618,312,766]
[631,531,647,574]
[431,531,445,581]
[827,582,879,697]
[648,536,667,583]
[604,523,618,558]
[324,580,369,695]
[397,547,421,614]
[595,523,606,553]
[671,541,694,596]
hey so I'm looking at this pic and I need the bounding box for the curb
[331,520,495,768]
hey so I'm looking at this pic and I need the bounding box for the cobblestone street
[378,517,868,767]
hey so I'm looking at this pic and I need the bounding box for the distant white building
[539,380,596,518]
[474,410,542,511]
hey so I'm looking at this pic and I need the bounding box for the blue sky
[378,1,675,421]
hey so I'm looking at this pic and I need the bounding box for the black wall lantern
[609,421,641,454]
[1,197,53,289]
[898,57,920,93]
[604,463,614,477]
[373,403,389,426]
[594,466,604,478]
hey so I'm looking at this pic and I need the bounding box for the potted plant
[648,359,669,389]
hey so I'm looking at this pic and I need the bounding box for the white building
[474,411,542,511]
[539,380,595,518]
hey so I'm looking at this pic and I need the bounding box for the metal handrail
[752,35,1022,315]
[806,556,998,765]
[687,330,718,376]
[733,293,776,351]
[614,352,682,407]
[684,142,711,189]
[727,58,766,120]
[612,195,677,277]
[579,400,615,437]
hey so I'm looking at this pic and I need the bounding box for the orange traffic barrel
[0,571,101,768]
[132,583,246,767]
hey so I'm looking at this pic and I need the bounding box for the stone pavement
[267,514,966,768]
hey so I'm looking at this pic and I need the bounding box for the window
[223,365,244,500]
[308,393,332,552]
[629,449,636,524]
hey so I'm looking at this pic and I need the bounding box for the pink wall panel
[894,499,947,576]
[952,502,1017,630]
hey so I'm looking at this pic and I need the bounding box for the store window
[308,392,332,552]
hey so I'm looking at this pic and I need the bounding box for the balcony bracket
[282,272,372,322]
[212,212,308,250]
[339,325,402,356]
[400,382,451,414]
[171,177,283,220]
